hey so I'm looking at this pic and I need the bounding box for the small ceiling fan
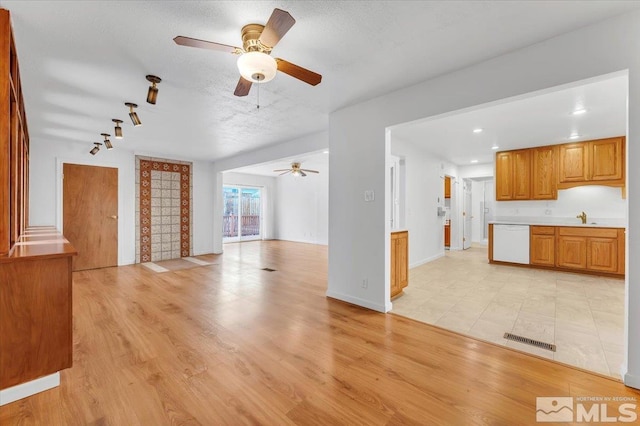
[174,8,322,97]
[274,162,319,177]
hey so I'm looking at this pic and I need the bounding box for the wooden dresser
[1,9,77,395]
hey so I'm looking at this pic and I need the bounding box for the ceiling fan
[274,162,319,177]
[174,8,322,97]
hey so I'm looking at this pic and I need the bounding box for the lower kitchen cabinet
[530,226,555,266]
[391,230,408,298]
[556,227,624,275]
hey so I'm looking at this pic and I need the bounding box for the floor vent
[261,268,276,272]
[503,332,556,352]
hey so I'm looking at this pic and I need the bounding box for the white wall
[495,185,627,224]
[275,171,328,245]
[222,172,277,240]
[29,139,216,264]
[391,138,449,267]
[328,10,640,388]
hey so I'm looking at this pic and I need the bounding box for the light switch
[364,190,375,202]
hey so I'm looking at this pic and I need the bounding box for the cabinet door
[495,152,513,200]
[444,225,450,247]
[591,138,623,181]
[396,232,408,290]
[513,150,531,200]
[530,234,555,266]
[586,237,618,273]
[556,235,587,269]
[559,143,589,183]
[531,146,557,200]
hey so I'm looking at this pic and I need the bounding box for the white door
[463,180,472,249]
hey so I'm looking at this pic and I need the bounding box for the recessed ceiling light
[569,133,580,139]
[573,108,587,115]
[470,159,478,164]
[491,145,499,150]
[473,128,483,133]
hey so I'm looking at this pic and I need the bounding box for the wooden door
[559,143,589,183]
[512,150,531,200]
[530,234,555,266]
[495,152,513,200]
[556,235,587,269]
[586,237,618,273]
[531,146,557,200]
[590,137,623,181]
[63,164,118,271]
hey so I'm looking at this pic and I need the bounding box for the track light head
[112,119,123,139]
[89,142,102,155]
[146,75,161,105]
[125,102,142,126]
[101,133,112,150]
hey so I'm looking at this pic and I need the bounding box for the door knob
[110,215,118,219]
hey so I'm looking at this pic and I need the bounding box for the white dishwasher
[493,224,530,264]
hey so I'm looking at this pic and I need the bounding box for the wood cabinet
[531,146,557,200]
[391,231,408,298]
[444,224,450,247]
[495,149,530,201]
[556,227,624,275]
[444,176,451,198]
[530,226,555,266]
[558,137,625,188]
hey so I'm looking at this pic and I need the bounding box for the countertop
[0,226,77,263]
[489,217,625,229]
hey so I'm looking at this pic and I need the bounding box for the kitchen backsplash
[495,185,627,221]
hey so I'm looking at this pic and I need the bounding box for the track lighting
[112,119,123,139]
[125,102,142,126]
[89,142,102,155]
[101,133,113,150]
[146,75,161,105]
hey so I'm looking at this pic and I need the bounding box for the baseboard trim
[624,372,640,390]
[0,372,60,406]
[409,252,444,269]
[326,290,388,313]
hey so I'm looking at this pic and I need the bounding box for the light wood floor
[1,241,638,425]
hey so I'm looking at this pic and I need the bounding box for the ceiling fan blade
[173,36,241,53]
[279,170,292,176]
[301,169,319,174]
[300,171,307,177]
[273,169,290,172]
[275,59,322,86]
[234,77,252,97]
[259,8,296,49]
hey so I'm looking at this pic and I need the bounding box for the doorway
[223,186,262,242]
[63,163,118,271]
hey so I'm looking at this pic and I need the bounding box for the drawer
[557,227,618,238]
[531,226,555,235]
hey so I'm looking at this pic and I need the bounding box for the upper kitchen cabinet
[495,149,530,201]
[558,137,625,188]
[531,145,557,200]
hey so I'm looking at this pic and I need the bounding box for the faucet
[576,211,587,224]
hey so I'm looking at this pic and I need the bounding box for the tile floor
[391,245,626,379]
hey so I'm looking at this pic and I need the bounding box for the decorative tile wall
[135,156,192,263]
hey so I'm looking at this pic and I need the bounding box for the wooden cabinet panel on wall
[391,231,408,298]
[558,137,624,188]
[530,226,555,266]
[531,146,557,200]
[495,150,530,200]
[559,143,589,183]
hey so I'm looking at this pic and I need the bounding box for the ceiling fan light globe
[237,51,277,83]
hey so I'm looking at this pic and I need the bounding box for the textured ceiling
[2,1,638,161]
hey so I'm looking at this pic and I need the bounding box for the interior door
[463,180,472,249]
[63,163,118,271]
